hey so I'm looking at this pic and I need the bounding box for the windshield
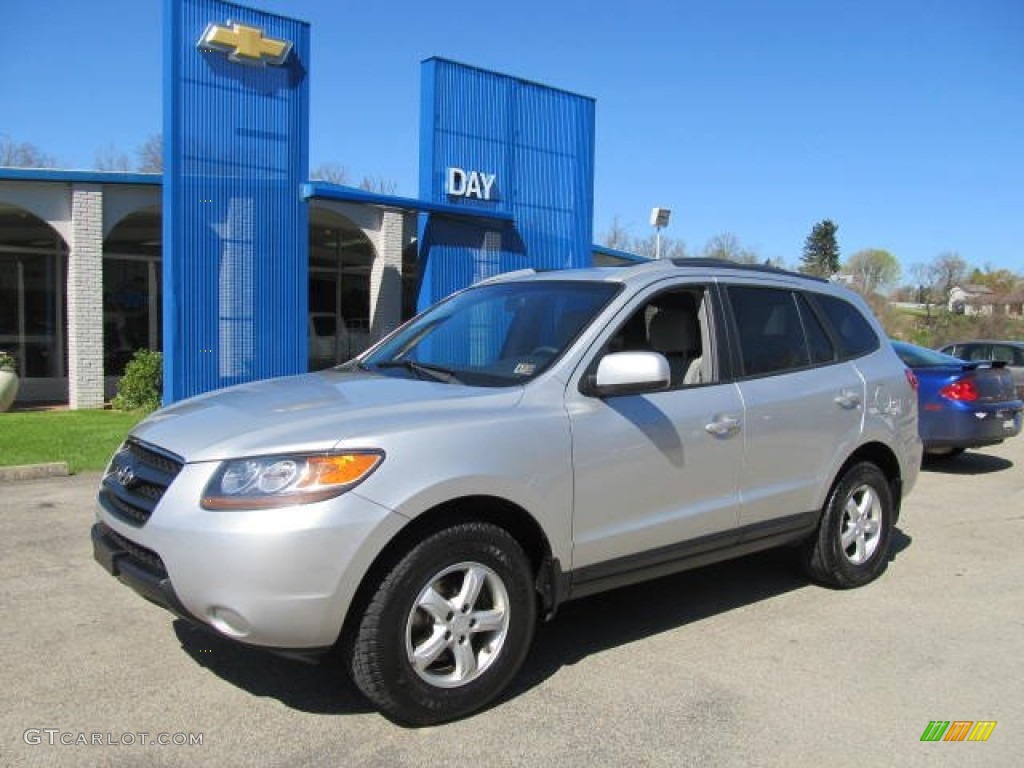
[360,280,620,386]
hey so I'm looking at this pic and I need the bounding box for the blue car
[892,341,1023,459]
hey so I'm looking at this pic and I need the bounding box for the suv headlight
[201,451,383,510]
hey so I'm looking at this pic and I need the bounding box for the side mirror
[583,351,671,397]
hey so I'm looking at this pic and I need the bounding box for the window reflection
[0,204,67,380]
[308,208,374,370]
[103,209,162,378]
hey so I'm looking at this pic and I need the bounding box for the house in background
[948,284,993,315]
[949,283,1024,317]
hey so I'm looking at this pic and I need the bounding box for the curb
[0,462,71,482]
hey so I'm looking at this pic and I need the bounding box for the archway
[0,203,68,390]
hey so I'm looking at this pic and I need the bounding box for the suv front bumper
[93,461,407,651]
[92,521,192,618]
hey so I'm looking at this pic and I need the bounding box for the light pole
[650,207,671,259]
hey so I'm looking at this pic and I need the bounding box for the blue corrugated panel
[163,0,309,403]
[418,59,595,311]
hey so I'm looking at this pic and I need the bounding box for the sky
[2,0,1022,277]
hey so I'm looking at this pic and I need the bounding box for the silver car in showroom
[94,258,921,724]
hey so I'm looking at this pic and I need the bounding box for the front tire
[803,462,894,588]
[349,522,536,725]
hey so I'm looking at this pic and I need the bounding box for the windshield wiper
[375,360,460,383]
[332,360,371,372]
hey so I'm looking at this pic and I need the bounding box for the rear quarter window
[811,294,879,359]
[796,294,836,364]
[991,345,1023,365]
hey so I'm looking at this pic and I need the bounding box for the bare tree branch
[310,163,351,185]
[94,143,132,172]
[359,175,398,195]
[0,134,58,168]
[136,134,163,173]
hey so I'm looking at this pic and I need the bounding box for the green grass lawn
[0,410,145,473]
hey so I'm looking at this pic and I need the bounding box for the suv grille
[99,439,184,527]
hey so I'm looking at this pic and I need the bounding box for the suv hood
[131,370,524,463]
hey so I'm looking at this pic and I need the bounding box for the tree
[633,233,687,260]
[845,248,900,296]
[0,135,57,168]
[909,262,936,317]
[601,216,630,251]
[800,219,840,277]
[599,217,686,260]
[310,163,351,185]
[359,175,398,195]
[702,232,758,263]
[928,251,967,300]
[94,143,132,172]
[136,134,163,173]
[967,264,1017,294]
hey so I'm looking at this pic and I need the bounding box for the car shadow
[173,620,372,716]
[173,529,912,721]
[922,452,1013,475]
[891,527,912,559]
[507,530,912,703]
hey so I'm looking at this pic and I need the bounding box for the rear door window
[726,286,809,376]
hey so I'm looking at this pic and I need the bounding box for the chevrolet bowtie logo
[198,21,292,66]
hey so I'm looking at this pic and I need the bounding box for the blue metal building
[0,0,641,409]
[417,58,596,311]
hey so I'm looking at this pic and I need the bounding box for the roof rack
[667,257,829,283]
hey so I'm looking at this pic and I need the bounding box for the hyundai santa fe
[93,258,922,724]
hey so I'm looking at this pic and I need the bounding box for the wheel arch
[835,441,904,522]
[338,495,561,651]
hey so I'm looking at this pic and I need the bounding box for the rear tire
[349,522,536,725]
[803,462,894,588]
[924,447,965,461]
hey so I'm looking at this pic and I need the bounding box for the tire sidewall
[820,462,894,587]
[364,524,536,723]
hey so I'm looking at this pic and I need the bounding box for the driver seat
[648,298,702,386]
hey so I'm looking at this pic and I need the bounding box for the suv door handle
[705,414,741,437]
[834,389,862,409]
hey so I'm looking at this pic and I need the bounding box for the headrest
[649,307,699,354]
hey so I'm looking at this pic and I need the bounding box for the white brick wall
[67,184,105,409]
[369,208,408,340]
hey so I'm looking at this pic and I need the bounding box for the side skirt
[563,511,819,603]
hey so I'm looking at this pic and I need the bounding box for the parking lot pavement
[2,439,1022,768]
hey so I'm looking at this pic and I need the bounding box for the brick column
[369,209,406,341]
[67,184,105,409]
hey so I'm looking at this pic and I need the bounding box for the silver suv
[93,259,922,724]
